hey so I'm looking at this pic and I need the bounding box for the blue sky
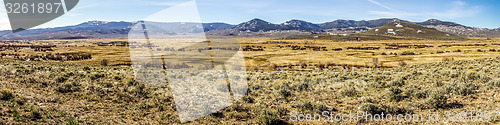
[0,0,499,30]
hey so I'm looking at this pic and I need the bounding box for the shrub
[278,87,291,98]
[400,51,416,55]
[487,79,500,88]
[297,101,314,111]
[31,110,42,119]
[127,79,136,86]
[413,89,429,99]
[241,95,254,103]
[361,97,373,103]
[250,85,262,91]
[389,79,405,86]
[398,60,407,67]
[314,104,329,113]
[386,87,403,102]
[57,83,80,93]
[10,109,25,121]
[455,82,477,96]
[360,103,381,114]
[64,72,74,77]
[442,57,454,62]
[295,83,309,91]
[55,76,69,83]
[276,106,287,117]
[90,73,105,80]
[425,90,447,109]
[12,98,25,105]
[464,72,480,81]
[259,109,279,125]
[479,74,492,83]
[67,119,79,125]
[101,59,108,66]
[101,82,113,88]
[83,66,91,71]
[434,81,444,87]
[340,88,357,97]
[113,75,122,81]
[131,83,149,98]
[0,89,14,100]
[442,82,478,96]
[78,73,86,78]
[405,86,428,99]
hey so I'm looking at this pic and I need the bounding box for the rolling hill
[362,22,466,40]
[417,19,500,37]
[287,22,467,40]
[417,19,467,27]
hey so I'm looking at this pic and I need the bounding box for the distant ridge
[0,21,235,40]
[0,18,498,40]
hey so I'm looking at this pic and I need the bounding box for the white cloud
[367,0,395,11]
[368,1,481,20]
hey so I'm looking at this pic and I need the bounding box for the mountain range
[0,18,499,40]
[228,18,408,32]
[288,21,466,40]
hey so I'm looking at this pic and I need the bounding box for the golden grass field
[238,37,500,68]
[3,37,498,69]
[0,38,499,124]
